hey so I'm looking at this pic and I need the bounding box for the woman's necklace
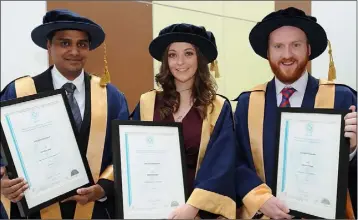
[177,87,191,93]
[174,88,194,122]
[174,101,194,122]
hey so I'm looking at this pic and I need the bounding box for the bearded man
[234,7,357,219]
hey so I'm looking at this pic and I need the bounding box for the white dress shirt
[52,66,108,202]
[51,65,85,119]
[275,71,357,160]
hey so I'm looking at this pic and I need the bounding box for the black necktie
[62,83,82,132]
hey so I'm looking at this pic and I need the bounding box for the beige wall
[152,1,274,108]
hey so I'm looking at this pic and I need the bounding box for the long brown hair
[155,44,217,120]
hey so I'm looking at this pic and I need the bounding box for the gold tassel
[210,60,220,78]
[100,41,111,86]
[328,40,336,81]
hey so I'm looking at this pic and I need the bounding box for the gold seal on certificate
[112,120,188,219]
[273,108,350,219]
[0,89,93,217]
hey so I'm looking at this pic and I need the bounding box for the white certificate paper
[118,124,186,219]
[276,112,342,219]
[1,93,89,209]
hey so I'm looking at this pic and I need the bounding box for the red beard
[269,54,309,84]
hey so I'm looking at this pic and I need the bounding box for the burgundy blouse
[153,96,203,195]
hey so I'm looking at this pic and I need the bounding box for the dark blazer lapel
[32,66,55,92]
[78,72,92,154]
[301,74,319,108]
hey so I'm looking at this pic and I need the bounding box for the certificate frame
[111,120,188,219]
[0,89,94,217]
[273,107,350,219]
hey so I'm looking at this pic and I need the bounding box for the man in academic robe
[234,7,357,219]
[0,9,129,219]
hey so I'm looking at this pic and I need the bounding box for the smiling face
[267,26,311,84]
[167,42,198,85]
[47,30,90,77]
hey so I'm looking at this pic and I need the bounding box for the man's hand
[168,204,199,219]
[344,105,357,153]
[63,184,105,205]
[1,167,28,202]
[259,196,292,219]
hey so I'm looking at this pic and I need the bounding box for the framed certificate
[112,120,188,219]
[273,108,350,219]
[0,89,93,217]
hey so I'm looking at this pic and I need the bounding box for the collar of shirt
[51,65,85,93]
[275,70,309,96]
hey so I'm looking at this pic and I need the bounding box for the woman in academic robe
[131,23,236,219]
